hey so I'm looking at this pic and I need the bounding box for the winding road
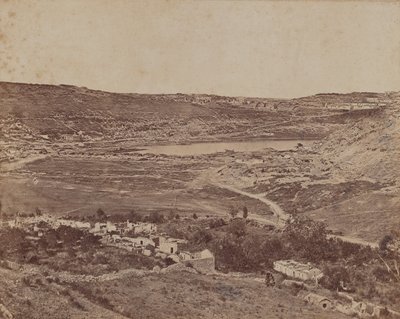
[210,178,378,248]
[210,181,290,222]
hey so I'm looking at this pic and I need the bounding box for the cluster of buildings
[95,221,215,274]
[6,214,91,232]
[274,260,400,318]
[303,291,400,318]
[3,214,215,274]
[91,220,157,236]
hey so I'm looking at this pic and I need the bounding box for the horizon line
[0,80,396,101]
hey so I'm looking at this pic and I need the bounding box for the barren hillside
[0,82,330,145]
[313,93,400,188]
[303,93,400,241]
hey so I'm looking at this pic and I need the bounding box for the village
[2,213,216,275]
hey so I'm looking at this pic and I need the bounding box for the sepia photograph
[0,0,399,318]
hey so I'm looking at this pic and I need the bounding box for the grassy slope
[0,265,347,319]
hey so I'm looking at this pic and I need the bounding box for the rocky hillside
[0,82,325,145]
[0,82,386,146]
[313,92,400,189]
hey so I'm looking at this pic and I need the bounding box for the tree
[227,219,246,238]
[129,209,141,222]
[96,208,106,220]
[57,225,83,246]
[283,216,332,262]
[264,272,275,287]
[168,210,176,221]
[81,233,101,250]
[260,236,286,263]
[242,233,264,269]
[39,229,58,250]
[0,228,31,255]
[320,265,350,290]
[109,213,126,223]
[148,211,164,224]
[379,234,393,252]
[214,235,247,272]
[35,207,42,216]
[191,229,213,245]
[228,205,238,218]
[242,206,248,219]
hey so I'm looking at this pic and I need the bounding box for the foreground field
[0,264,347,319]
[0,153,273,222]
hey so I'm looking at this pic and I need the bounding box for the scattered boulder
[142,249,152,257]
[152,265,161,273]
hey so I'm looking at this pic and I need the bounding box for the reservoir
[137,139,315,156]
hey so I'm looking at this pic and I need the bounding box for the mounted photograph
[0,1,399,318]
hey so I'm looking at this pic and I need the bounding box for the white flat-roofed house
[273,260,323,283]
[159,236,178,254]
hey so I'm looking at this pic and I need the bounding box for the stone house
[158,237,178,254]
[304,293,332,311]
[131,236,155,248]
[273,260,323,283]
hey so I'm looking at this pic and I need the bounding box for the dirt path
[327,234,379,248]
[210,181,290,222]
[209,176,379,248]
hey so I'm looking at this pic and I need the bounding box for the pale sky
[0,0,399,98]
